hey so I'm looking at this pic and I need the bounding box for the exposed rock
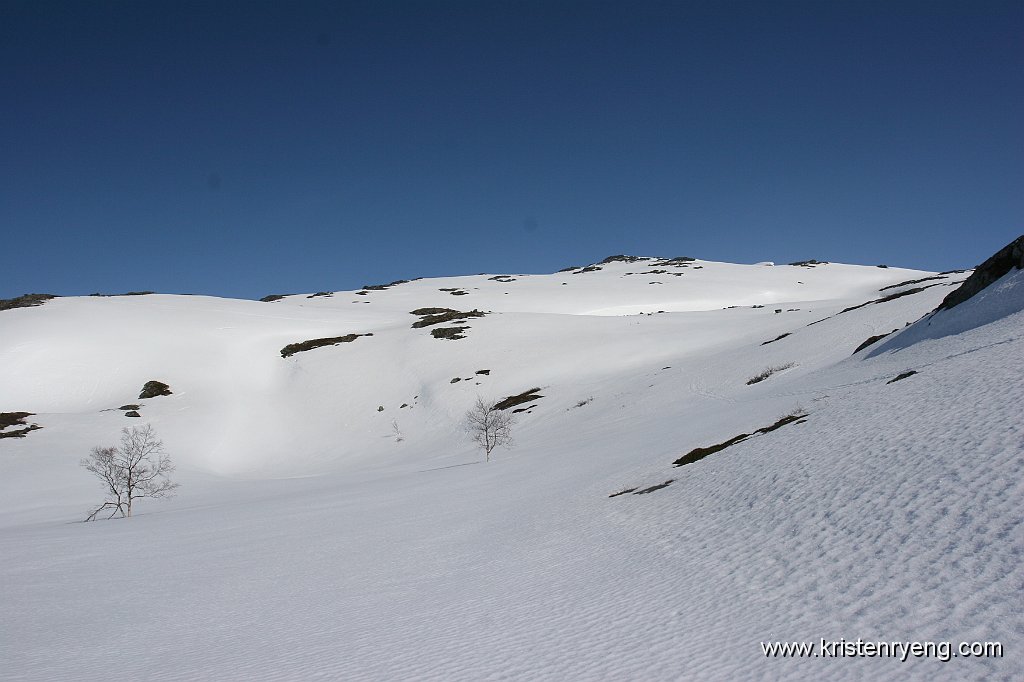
[362,279,411,291]
[431,327,469,340]
[0,412,42,439]
[494,388,543,411]
[475,369,491,375]
[0,293,57,311]
[852,330,897,354]
[118,404,141,411]
[125,410,141,418]
[411,309,486,329]
[936,235,1024,311]
[789,259,828,267]
[259,294,288,302]
[673,413,806,467]
[600,254,648,264]
[761,332,792,346]
[887,371,918,384]
[139,380,172,399]
[280,334,372,358]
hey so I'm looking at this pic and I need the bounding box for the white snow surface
[1,257,1021,680]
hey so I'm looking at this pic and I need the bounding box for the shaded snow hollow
[1,255,1020,681]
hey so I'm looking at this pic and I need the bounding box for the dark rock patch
[557,265,580,272]
[475,369,491,375]
[0,293,57,311]
[673,412,807,467]
[259,294,288,302]
[0,412,42,439]
[573,266,602,274]
[124,410,141,418]
[431,326,469,340]
[411,309,486,328]
[608,488,637,498]
[494,388,543,411]
[879,275,949,291]
[118,404,141,411]
[362,279,411,291]
[307,291,333,298]
[600,254,649,264]
[450,290,469,296]
[887,371,918,384]
[280,333,372,358]
[761,332,792,346]
[936,234,1023,311]
[789,259,828,267]
[450,377,462,383]
[139,380,172,399]
[852,329,898,354]
[653,256,696,266]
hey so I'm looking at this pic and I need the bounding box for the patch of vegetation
[673,412,807,467]
[431,326,469,340]
[633,479,674,495]
[852,329,897,354]
[259,294,288,302]
[411,309,486,328]
[0,412,41,439]
[139,381,172,399]
[0,293,57,311]
[494,387,543,411]
[280,333,372,357]
[760,332,792,346]
[746,363,796,385]
[887,371,918,384]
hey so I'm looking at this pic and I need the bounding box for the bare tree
[464,396,514,462]
[81,424,179,521]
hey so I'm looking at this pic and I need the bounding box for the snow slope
[1,255,1020,681]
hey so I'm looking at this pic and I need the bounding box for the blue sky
[2,0,1021,300]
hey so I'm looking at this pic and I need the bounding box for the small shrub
[746,363,795,385]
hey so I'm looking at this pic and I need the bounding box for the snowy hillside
[1,250,1021,681]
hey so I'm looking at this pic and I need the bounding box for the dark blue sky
[2,0,1022,299]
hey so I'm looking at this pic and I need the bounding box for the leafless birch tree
[81,424,178,521]
[464,396,514,462]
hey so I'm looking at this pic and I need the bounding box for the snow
[1,257,1020,680]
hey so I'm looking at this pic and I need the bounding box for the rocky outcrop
[937,235,1024,311]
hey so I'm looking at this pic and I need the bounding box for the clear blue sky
[2,0,1021,300]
